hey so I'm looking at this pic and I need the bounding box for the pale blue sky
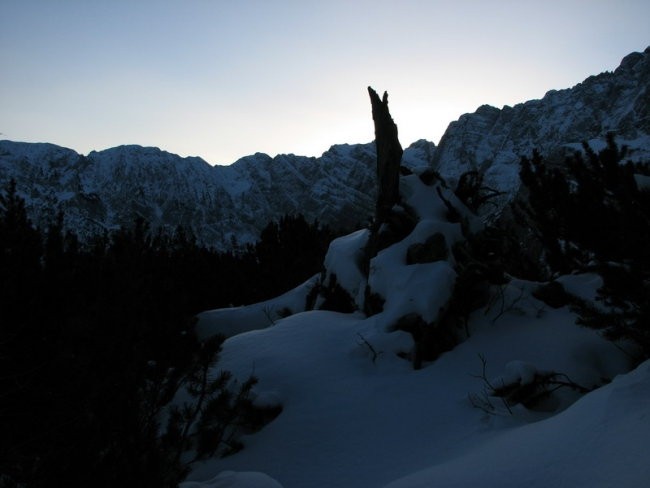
[1,1,648,165]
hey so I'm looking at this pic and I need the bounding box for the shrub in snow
[490,370,590,412]
[405,232,448,264]
[453,170,504,214]
[451,226,515,285]
[575,292,650,363]
[362,285,385,316]
[356,332,384,363]
[517,134,650,273]
[515,136,650,361]
[393,312,459,369]
[445,226,517,336]
[165,335,282,463]
[434,186,464,223]
[276,306,293,319]
[532,281,573,309]
[417,167,446,186]
[316,273,357,313]
[444,264,493,335]
[469,356,591,415]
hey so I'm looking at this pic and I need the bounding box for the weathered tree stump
[368,87,403,222]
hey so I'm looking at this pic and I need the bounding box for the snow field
[183,175,642,487]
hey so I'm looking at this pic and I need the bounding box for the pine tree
[516,136,650,360]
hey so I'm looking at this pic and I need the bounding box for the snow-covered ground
[181,175,647,488]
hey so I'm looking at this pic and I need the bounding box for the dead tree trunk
[368,86,403,222]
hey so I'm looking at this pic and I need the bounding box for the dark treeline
[0,180,337,487]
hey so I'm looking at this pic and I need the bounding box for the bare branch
[356,333,384,364]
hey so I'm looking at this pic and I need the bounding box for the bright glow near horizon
[1,1,649,165]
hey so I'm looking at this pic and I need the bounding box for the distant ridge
[0,138,434,249]
[1,47,648,247]
[432,46,650,202]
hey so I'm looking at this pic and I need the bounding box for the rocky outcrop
[432,47,650,206]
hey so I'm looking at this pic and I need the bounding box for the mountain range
[1,47,648,248]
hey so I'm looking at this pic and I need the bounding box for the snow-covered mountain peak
[401,139,436,171]
[231,152,274,166]
[0,139,404,248]
[88,144,213,169]
[0,140,79,166]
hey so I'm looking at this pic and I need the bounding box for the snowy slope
[182,174,642,488]
[384,360,650,488]
[186,308,645,488]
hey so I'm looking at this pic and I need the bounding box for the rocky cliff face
[432,47,650,205]
[0,139,434,249]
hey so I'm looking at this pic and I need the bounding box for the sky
[1,1,649,166]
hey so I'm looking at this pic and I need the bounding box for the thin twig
[356,333,384,364]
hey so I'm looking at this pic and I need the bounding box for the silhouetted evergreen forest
[0,183,336,487]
